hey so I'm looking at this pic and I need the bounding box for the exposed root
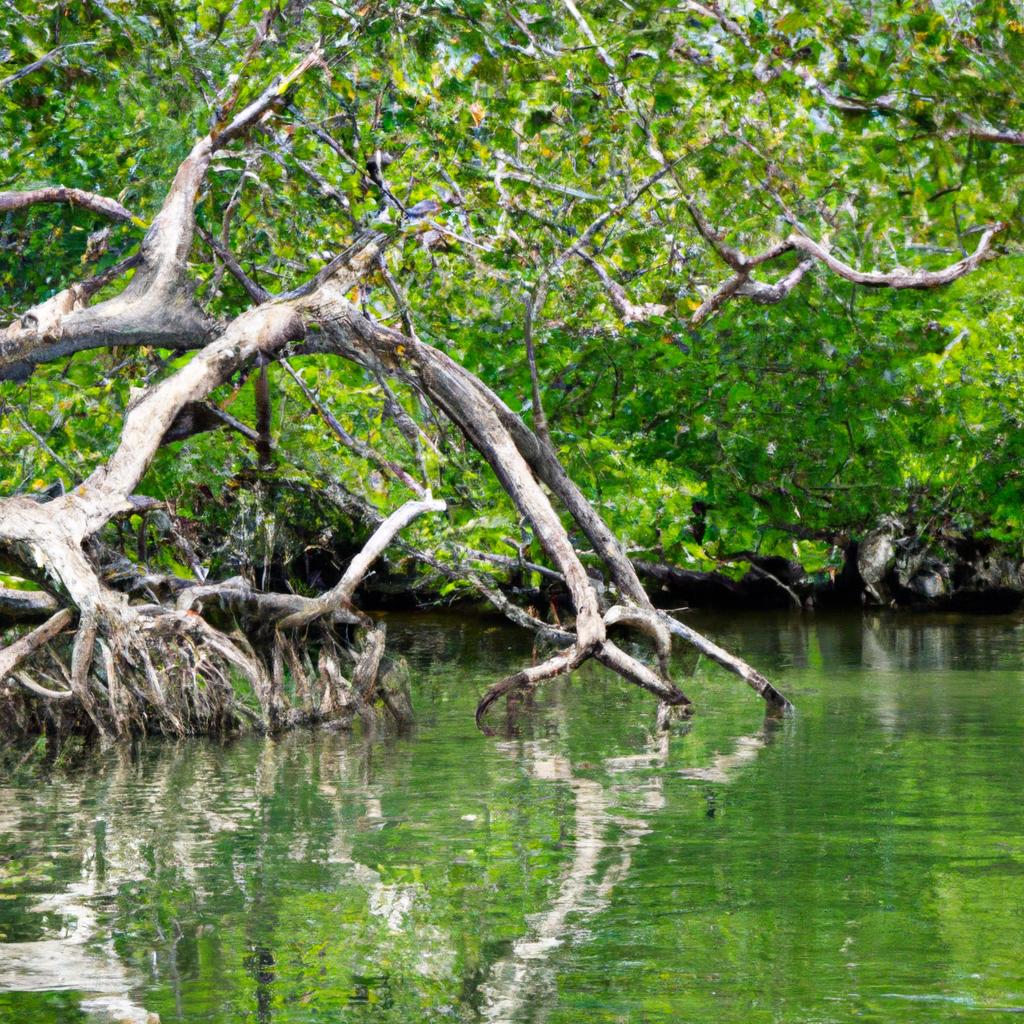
[474,635,693,734]
[0,481,441,738]
[475,645,588,732]
[1,578,422,743]
[0,608,74,679]
[70,608,106,734]
[0,44,788,741]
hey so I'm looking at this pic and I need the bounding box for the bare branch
[523,280,554,449]
[686,202,794,270]
[0,49,324,380]
[160,400,262,446]
[211,48,322,149]
[660,612,790,709]
[579,252,668,323]
[0,609,74,683]
[0,187,137,224]
[174,577,365,627]
[277,498,446,629]
[0,41,98,91]
[11,670,74,701]
[690,271,750,324]
[955,122,1024,146]
[496,161,604,202]
[690,259,815,325]
[279,357,427,497]
[560,0,628,107]
[475,645,589,729]
[788,221,1006,289]
[685,193,1004,323]
[788,65,900,115]
[554,163,678,275]
[735,260,815,303]
[314,480,570,640]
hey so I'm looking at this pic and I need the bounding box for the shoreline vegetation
[2,1,1023,740]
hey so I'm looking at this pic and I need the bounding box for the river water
[1,611,1023,1023]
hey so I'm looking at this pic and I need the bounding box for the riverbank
[633,522,1024,614]
[4,520,1023,632]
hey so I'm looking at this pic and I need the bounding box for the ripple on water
[0,612,1022,1023]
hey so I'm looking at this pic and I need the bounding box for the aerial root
[2,583,416,739]
[474,598,695,734]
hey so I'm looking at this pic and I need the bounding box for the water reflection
[674,718,780,784]
[479,726,668,1021]
[685,607,1024,674]
[1,612,1023,1023]
[0,710,780,1023]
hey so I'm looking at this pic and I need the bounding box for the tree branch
[578,252,668,323]
[788,221,1006,289]
[279,357,427,497]
[277,497,446,629]
[0,41,98,91]
[0,187,136,223]
[684,196,1005,323]
[0,609,74,683]
[0,49,323,380]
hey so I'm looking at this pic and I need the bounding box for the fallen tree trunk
[300,286,788,717]
[0,51,787,741]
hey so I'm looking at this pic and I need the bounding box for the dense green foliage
[2,0,1022,589]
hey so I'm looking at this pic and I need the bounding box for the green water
[1,611,1024,1023]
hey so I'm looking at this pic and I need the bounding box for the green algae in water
[1,611,1023,1022]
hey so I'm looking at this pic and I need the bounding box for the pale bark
[787,222,1006,289]
[0,50,321,381]
[299,287,768,722]
[276,497,446,629]
[682,202,1005,324]
[578,252,668,323]
[0,41,98,90]
[0,45,792,738]
[0,187,135,223]
[0,609,74,682]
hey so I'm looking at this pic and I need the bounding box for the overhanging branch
[0,49,324,381]
[0,187,137,224]
[787,221,1007,289]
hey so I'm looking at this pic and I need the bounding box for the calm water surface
[1,611,1023,1023]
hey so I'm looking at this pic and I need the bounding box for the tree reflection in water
[0,703,777,1023]
[478,716,778,1022]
